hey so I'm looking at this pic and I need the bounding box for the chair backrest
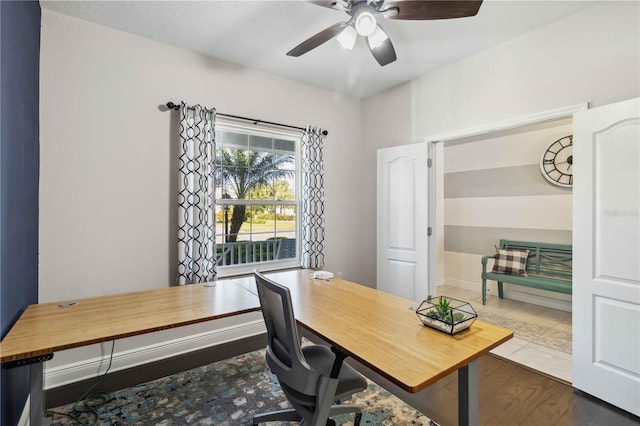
[254,270,322,397]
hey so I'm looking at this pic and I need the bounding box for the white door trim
[424,102,588,295]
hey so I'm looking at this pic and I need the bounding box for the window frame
[214,118,302,277]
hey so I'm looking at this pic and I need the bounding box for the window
[214,120,300,275]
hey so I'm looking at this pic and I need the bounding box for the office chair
[253,270,367,426]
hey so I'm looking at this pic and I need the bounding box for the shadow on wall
[168,107,180,284]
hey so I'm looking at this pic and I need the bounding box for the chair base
[252,406,362,426]
[252,408,301,424]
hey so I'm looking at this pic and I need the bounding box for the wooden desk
[261,270,513,425]
[0,281,260,425]
[0,281,260,363]
[2,270,512,426]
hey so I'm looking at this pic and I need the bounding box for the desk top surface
[1,270,512,393]
[0,281,260,363]
[261,270,513,393]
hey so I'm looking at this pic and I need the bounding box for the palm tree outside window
[214,122,300,275]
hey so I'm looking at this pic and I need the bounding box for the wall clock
[540,135,573,188]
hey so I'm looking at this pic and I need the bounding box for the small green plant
[426,297,465,324]
[434,297,450,317]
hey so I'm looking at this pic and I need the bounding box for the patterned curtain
[177,102,217,284]
[300,126,326,269]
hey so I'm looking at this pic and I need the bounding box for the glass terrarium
[416,296,478,335]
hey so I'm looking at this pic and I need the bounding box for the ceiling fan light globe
[337,25,357,49]
[368,25,388,49]
[355,10,377,36]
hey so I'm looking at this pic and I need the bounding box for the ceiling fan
[287,0,483,66]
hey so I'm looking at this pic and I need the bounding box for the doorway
[427,104,586,382]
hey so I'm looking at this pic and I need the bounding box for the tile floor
[436,284,573,383]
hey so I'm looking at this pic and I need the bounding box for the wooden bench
[481,239,572,305]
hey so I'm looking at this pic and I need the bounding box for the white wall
[358,82,417,287]
[411,1,640,137]
[39,10,364,302]
[362,1,640,289]
[39,10,363,381]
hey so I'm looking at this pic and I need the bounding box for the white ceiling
[40,0,600,98]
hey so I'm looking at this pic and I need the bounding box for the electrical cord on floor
[45,340,116,425]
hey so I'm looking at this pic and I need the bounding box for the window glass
[274,138,295,153]
[250,135,273,152]
[215,125,299,272]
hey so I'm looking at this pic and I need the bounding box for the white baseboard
[44,319,266,390]
[444,277,572,312]
[506,289,571,312]
[444,277,498,293]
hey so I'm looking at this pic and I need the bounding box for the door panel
[388,260,417,300]
[377,143,429,301]
[594,296,640,375]
[594,120,640,282]
[388,158,416,250]
[573,97,640,417]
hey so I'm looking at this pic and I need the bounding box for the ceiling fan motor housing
[354,8,377,36]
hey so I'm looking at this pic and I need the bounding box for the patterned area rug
[475,305,572,354]
[48,349,438,426]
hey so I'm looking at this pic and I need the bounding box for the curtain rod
[165,102,328,136]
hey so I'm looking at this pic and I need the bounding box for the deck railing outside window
[216,238,296,266]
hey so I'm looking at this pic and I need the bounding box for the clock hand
[554,160,573,173]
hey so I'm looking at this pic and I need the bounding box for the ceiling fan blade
[287,21,349,57]
[308,1,346,11]
[366,27,396,66]
[382,0,483,20]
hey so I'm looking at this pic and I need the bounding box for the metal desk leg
[30,362,43,426]
[458,360,478,426]
[30,362,51,426]
[3,353,53,426]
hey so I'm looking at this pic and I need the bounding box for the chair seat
[303,345,368,398]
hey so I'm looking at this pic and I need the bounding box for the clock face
[540,135,573,188]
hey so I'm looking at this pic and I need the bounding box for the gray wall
[442,119,574,290]
[444,120,571,255]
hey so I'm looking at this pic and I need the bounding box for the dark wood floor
[350,354,639,426]
[49,331,640,426]
[301,330,639,426]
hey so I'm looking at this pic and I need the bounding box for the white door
[573,97,640,416]
[377,143,429,301]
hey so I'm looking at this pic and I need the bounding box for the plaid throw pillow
[491,247,529,276]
